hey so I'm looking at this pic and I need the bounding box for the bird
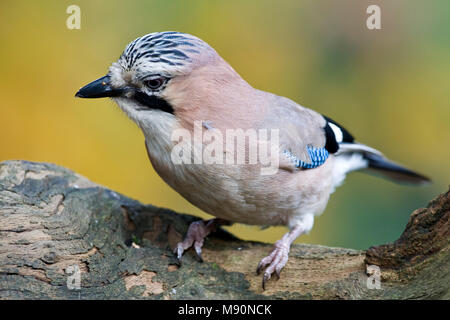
[75,31,430,289]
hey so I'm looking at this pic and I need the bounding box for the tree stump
[0,160,448,299]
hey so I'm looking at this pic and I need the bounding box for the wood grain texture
[0,160,448,299]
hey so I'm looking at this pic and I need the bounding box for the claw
[275,268,281,280]
[174,246,183,265]
[256,262,264,275]
[259,225,305,289]
[173,219,228,265]
[262,272,271,290]
[275,263,284,280]
[194,243,204,262]
[256,240,291,289]
[256,249,276,275]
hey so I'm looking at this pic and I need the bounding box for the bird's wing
[262,94,430,183]
[262,94,351,171]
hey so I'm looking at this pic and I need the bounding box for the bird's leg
[174,218,230,264]
[256,224,305,289]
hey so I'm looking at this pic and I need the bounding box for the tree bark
[0,160,448,299]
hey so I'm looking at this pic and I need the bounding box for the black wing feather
[322,115,354,154]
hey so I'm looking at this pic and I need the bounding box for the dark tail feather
[364,153,431,185]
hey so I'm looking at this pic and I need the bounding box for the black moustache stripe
[133,91,174,114]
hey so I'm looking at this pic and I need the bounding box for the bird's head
[76,31,246,131]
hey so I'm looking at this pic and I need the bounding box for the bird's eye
[144,77,166,90]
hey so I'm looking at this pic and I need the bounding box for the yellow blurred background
[0,1,449,249]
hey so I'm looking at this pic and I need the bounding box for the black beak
[75,75,124,98]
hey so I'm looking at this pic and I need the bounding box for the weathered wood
[0,160,448,299]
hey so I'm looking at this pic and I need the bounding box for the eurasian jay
[76,32,430,289]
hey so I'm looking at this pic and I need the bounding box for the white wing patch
[328,122,343,143]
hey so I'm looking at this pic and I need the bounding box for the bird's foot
[256,239,290,290]
[174,218,228,264]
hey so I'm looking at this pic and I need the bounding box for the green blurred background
[1,1,449,250]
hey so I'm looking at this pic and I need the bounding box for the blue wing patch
[283,145,329,169]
